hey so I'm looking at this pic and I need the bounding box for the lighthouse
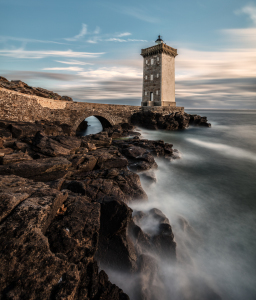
[141,35,178,107]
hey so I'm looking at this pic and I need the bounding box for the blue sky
[0,0,256,109]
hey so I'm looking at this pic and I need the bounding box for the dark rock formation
[0,117,217,300]
[0,175,128,300]
[131,110,211,130]
[0,76,73,101]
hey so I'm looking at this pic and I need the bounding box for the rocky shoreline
[0,77,218,299]
[0,114,222,300]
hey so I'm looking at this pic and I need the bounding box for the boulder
[0,152,32,165]
[131,110,211,130]
[96,199,137,272]
[64,168,148,204]
[0,157,72,181]
[32,132,80,157]
[0,175,129,299]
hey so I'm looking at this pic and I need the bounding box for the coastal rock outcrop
[0,76,73,101]
[131,110,211,130]
[0,116,218,300]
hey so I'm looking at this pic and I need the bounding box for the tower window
[157,73,159,78]
[156,90,158,95]
[145,91,147,96]
[151,59,154,65]
[146,60,148,64]
[145,75,147,80]
[157,57,159,61]
[150,75,153,80]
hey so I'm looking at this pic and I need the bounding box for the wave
[186,138,256,162]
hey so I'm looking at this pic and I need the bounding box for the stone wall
[142,54,162,105]
[0,88,140,130]
[0,87,184,130]
[162,53,175,105]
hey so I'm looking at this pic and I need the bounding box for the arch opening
[76,115,112,136]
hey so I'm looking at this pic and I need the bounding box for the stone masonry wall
[0,87,184,130]
[142,55,162,105]
[0,88,140,130]
[162,53,175,104]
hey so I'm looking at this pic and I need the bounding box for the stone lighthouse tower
[141,35,178,107]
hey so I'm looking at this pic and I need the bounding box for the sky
[0,0,256,109]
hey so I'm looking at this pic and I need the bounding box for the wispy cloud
[117,32,132,37]
[105,38,127,42]
[0,36,66,45]
[2,71,80,82]
[55,60,94,65]
[236,4,256,25]
[94,26,100,34]
[43,66,84,72]
[0,48,105,59]
[65,23,87,41]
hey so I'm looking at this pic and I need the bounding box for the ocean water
[85,110,256,299]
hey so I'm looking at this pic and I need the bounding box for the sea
[83,110,256,300]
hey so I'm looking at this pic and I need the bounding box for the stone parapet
[141,43,178,58]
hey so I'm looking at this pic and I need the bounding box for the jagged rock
[96,199,138,272]
[0,120,73,138]
[93,148,128,170]
[140,170,157,183]
[131,110,211,130]
[0,157,72,181]
[132,208,176,260]
[32,132,81,157]
[113,137,174,159]
[81,132,112,148]
[0,152,32,165]
[64,168,147,203]
[0,175,129,299]
[0,148,14,155]
[0,77,73,101]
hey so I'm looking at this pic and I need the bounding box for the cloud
[105,38,127,42]
[43,66,84,72]
[65,23,87,41]
[221,28,256,47]
[0,48,105,59]
[55,60,94,65]
[127,39,148,42]
[236,4,256,25]
[2,70,80,82]
[0,36,66,45]
[94,26,100,34]
[117,32,132,37]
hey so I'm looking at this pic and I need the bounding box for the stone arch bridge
[0,88,184,132]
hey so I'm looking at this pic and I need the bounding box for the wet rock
[113,137,176,160]
[132,208,176,260]
[96,199,138,272]
[131,110,211,130]
[65,168,147,204]
[140,170,157,183]
[188,114,211,127]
